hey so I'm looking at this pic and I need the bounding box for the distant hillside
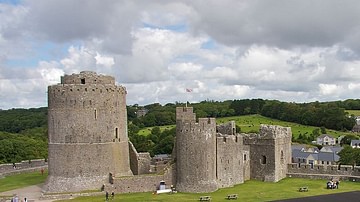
[0,107,47,133]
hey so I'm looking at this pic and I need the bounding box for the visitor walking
[105,191,109,201]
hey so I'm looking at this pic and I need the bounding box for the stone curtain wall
[113,164,176,193]
[216,134,244,188]
[288,163,360,177]
[0,159,46,174]
[128,141,151,175]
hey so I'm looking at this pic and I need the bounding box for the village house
[350,140,360,148]
[316,134,336,145]
[292,145,342,166]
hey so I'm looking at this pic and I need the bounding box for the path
[0,184,55,202]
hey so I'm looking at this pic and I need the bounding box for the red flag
[186,88,193,92]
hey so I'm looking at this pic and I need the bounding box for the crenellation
[44,71,132,193]
[44,71,360,196]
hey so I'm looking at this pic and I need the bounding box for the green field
[346,110,360,116]
[217,115,353,139]
[57,178,360,202]
[138,125,175,136]
[0,170,48,193]
[138,114,353,138]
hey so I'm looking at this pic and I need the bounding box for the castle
[175,107,292,192]
[43,71,292,193]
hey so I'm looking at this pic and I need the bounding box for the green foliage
[0,107,47,133]
[338,145,360,165]
[129,126,175,156]
[340,134,359,145]
[0,131,47,163]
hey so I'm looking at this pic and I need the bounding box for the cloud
[1,0,360,109]
[187,0,360,51]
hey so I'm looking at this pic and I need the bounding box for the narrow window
[261,155,267,164]
[81,78,85,84]
[115,128,118,139]
[94,109,97,120]
[244,154,247,161]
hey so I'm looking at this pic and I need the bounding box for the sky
[1,0,360,109]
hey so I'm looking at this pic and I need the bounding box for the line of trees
[128,99,358,132]
[1,98,359,162]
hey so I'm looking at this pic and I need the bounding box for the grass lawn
[58,178,360,202]
[0,170,48,193]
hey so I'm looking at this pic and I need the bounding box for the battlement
[177,117,216,133]
[176,107,196,121]
[288,163,360,177]
[48,81,126,109]
[245,124,292,140]
[217,134,242,144]
[216,121,236,135]
[259,124,292,139]
[61,71,115,85]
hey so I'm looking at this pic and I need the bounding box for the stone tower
[244,124,292,182]
[44,71,133,192]
[175,107,218,193]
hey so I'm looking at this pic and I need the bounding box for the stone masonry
[44,71,133,192]
[175,107,292,193]
[44,71,358,195]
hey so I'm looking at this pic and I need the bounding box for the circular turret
[175,107,218,193]
[44,71,132,192]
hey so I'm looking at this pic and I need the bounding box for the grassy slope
[0,171,48,193]
[138,125,174,136]
[346,110,360,116]
[138,114,353,138]
[58,178,360,202]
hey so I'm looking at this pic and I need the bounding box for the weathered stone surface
[44,71,133,193]
[175,107,292,192]
[176,107,218,193]
[129,141,151,175]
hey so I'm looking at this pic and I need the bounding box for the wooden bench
[199,196,212,201]
[227,194,238,200]
[299,187,308,192]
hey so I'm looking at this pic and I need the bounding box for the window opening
[115,128,118,139]
[261,155,267,164]
[81,78,85,84]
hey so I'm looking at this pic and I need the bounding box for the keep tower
[244,124,292,182]
[175,107,218,193]
[44,71,132,192]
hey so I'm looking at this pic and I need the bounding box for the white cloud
[319,84,340,96]
[95,53,115,68]
[1,1,360,109]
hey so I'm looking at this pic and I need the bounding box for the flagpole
[185,88,192,108]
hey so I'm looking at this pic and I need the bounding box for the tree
[340,134,359,146]
[338,145,356,165]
